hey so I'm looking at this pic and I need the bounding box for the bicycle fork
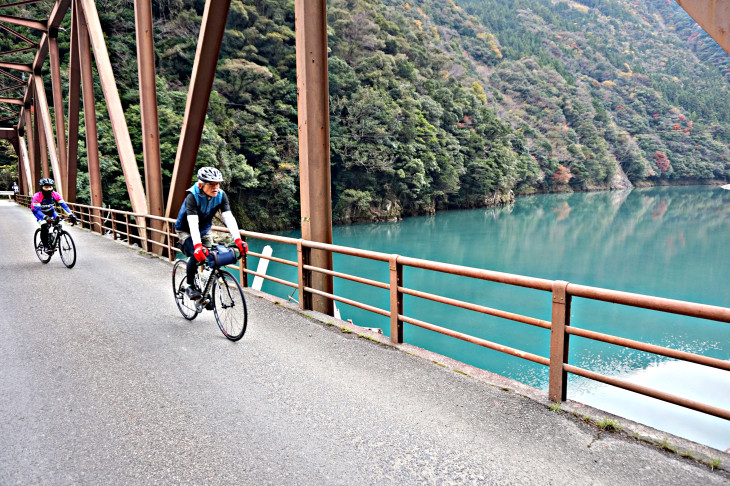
[195,266,215,312]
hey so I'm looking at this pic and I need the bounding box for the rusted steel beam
[0,23,39,45]
[134,0,165,254]
[49,35,68,196]
[77,0,102,217]
[295,0,334,315]
[0,61,32,72]
[18,135,32,193]
[0,68,24,83]
[676,0,730,55]
[33,74,64,198]
[0,0,45,9]
[78,0,147,215]
[0,114,17,122]
[47,0,71,31]
[23,100,36,185]
[0,83,25,93]
[0,46,37,58]
[34,94,49,179]
[134,0,163,214]
[15,0,71,135]
[0,14,47,31]
[165,0,231,220]
[0,97,23,105]
[0,103,18,114]
[65,0,80,202]
[12,136,25,195]
[0,127,15,138]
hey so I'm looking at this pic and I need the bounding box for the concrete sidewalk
[1,199,728,485]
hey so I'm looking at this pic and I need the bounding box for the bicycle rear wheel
[33,228,51,263]
[172,259,199,320]
[57,231,76,268]
[212,269,247,341]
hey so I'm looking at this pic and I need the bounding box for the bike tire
[33,228,51,263]
[172,259,199,320]
[212,269,247,341]
[58,231,77,268]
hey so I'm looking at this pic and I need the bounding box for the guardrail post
[166,221,171,260]
[140,217,149,253]
[549,280,571,402]
[240,240,248,287]
[389,254,403,343]
[297,240,311,311]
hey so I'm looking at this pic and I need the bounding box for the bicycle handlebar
[45,215,77,226]
[195,244,245,268]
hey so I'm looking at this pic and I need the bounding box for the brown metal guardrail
[11,196,730,421]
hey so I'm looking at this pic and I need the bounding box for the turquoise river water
[247,185,730,451]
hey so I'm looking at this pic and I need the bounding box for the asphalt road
[1,200,728,485]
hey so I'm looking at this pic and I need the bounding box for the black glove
[68,214,78,226]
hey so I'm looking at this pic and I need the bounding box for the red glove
[235,238,247,255]
[193,243,209,262]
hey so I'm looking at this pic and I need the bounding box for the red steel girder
[0,22,38,46]
[0,46,37,57]
[0,61,32,72]
[676,0,730,55]
[78,0,147,215]
[165,0,231,219]
[0,14,47,33]
[0,1,45,10]
[295,0,334,315]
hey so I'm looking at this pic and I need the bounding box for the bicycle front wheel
[58,231,76,268]
[172,259,199,320]
[33,228,51,263]
[212,269,247,341]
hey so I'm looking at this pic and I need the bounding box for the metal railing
[13,196,730,420]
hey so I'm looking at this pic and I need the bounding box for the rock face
[485,190,515,207]
[610,163,633,190]
[338,197,403,224]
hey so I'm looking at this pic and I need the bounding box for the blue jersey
[174,183,231,236]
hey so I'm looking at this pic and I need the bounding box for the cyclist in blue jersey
[175,167,247,299]
[30,178,78,250]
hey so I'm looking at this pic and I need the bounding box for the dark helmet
[197,167,224,183]
[39,177,54,187]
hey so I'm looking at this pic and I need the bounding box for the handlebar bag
[208,245,236,267]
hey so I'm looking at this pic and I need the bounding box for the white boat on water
[722,184,730,190]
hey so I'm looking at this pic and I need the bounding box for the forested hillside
[1,0,729,230]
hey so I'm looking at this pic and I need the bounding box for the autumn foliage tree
[552,165,573,185]
[654,151,671,173]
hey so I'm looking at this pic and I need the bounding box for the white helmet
[197,166,224,183]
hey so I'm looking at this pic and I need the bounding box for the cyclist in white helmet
[174,167,247,299]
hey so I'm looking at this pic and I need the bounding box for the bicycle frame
[194,246,242,312]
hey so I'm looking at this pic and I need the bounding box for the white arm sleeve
[186,215,202,246]
[222,210,241,240]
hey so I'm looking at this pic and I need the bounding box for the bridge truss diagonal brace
[77,0,147,216]
[165,0,231,219]
[676,0,730,55]
[18,135,33,194]
[32,75,64,198]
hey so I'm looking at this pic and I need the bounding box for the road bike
[172,245,248,341]
[34,216,77,268]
